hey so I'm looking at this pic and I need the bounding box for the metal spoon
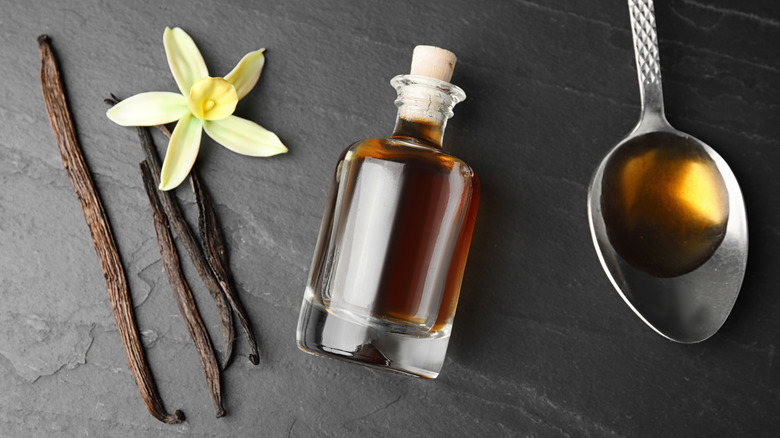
[587,0,748,343]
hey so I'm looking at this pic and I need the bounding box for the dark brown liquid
[601,132,729,278]
[309,137,479,332]
[391,117,444,147]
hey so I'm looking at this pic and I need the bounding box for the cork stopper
[409,45,457,83]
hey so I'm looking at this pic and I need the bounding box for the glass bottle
[296,46,479,378]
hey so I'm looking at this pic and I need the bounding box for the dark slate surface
[1,0,779,436]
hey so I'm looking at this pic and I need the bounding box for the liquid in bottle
[296,46,479,378]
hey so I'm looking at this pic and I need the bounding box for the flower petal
[159,113,203,190]
[164,27,208,95]
[106,92,188,126]
[224,49,265,100]
[203,116,287,157]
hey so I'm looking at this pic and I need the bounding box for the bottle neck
[389,75,465,149]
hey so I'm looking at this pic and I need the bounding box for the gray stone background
[2,0,779,436]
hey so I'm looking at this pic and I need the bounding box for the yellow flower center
[188,77,238,120]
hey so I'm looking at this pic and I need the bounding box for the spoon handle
[628,0,666,122]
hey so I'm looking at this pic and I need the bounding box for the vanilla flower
[107,27,287,190]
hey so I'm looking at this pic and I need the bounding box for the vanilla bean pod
[191,172,259,364]
[140,161,226,418]
[155,123,259,365]
[105,97,235,371]
[39,35,183,424]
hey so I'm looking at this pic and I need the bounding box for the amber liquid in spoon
[601,132,729,278]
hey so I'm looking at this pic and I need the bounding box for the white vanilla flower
[107,27,287,190]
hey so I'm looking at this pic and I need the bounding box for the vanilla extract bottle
[296,46,479,378]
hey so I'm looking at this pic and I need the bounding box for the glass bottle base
[296,295,451,379]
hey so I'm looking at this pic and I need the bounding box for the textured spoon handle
[628,0,665,117]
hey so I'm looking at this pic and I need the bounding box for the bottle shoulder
[342,138,476,176]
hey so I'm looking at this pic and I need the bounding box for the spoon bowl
[587,0,747,343]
